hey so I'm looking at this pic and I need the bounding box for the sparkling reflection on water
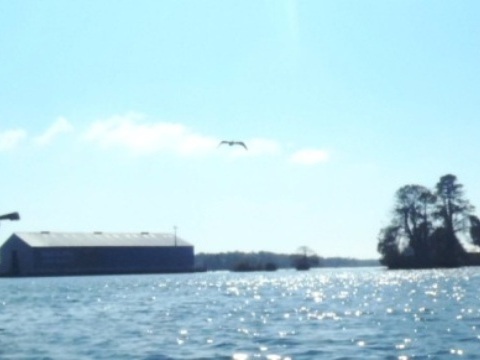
[1,267,480,359]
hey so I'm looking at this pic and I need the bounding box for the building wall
[0,235,195,276]
[30,246,194,275]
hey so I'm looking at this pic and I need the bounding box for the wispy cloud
[0,129,27,151]
[82,113,330,165]
[34,117,74,146]
[289,148,330,165]
[5,115,329,166]
[83,113,218,156]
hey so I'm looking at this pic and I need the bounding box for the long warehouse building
[0,231,194,276]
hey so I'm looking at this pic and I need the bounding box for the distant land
[195,251,380,271]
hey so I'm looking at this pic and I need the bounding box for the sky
[1,1,480,259]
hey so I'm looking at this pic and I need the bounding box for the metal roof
[12,232,192,248]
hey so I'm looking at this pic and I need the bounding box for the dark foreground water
[1,267,480,359]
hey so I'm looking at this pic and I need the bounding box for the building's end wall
[0,235,34,276]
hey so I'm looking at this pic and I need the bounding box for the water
[1,267,480,359]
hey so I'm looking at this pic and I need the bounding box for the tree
[291,246,319,270]
[434,174,474,234]
[469,215,480,247]
[377,225,403,267]
[394,185,435,256]
[378,185,436,266]
[432,174,473,265]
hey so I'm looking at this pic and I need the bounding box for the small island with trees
[377,174,480,269]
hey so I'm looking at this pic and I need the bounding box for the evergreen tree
[432,174,473,266]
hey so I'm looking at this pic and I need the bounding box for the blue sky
[1,1,480,259]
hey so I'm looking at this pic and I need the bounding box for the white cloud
[83,113,306,162]
[0,129,27,151]
[83,113,218,156]
[34,117,74,146]
[289,149,330,165]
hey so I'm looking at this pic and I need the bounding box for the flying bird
[218,140,248,150]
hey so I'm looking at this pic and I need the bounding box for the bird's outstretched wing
[218,140,247,150]
[235,141,248,150]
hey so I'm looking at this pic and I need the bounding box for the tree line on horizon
[195,251,379,271]
[377,174,480,269]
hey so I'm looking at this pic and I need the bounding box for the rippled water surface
[2,267,480,359]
